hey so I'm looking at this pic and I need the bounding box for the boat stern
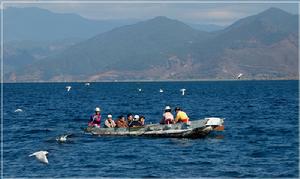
[205,117,224,131]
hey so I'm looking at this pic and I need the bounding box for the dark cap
[175,107,181,111]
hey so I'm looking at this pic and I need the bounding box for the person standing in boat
[104,114,116,128]
[160,106,174,124]
[88,107,102,127]
[115,115,129,128]
[174,107,189,124]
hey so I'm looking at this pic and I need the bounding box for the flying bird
[237,73,243,79]
[159,89,164,93]
[14,109,23,112]
[66,86,72,91]
[180,89,186,95]
[29,151,49,164]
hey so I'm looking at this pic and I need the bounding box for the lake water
[3,80,299,178]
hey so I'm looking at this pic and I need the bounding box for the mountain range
[3,7,139,42]
[4,7,299,82]
[3,7,221,42]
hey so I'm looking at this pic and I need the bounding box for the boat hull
[84,118,224,138]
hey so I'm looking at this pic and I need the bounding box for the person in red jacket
[88,107,102,127]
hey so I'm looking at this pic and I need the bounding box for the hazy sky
[4,1,299,25]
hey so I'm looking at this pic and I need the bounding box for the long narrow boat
[84,117,224,138]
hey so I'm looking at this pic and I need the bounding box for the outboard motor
[205,117,224,131]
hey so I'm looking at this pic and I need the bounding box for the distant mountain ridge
[3,7,138,42]
[3,7,221,42]
[4,38,83,74]
[5,7,299,82]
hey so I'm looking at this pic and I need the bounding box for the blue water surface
[3,80,299,178]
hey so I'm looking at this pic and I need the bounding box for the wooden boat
[83,117,224,138]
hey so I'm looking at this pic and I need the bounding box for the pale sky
[3,1,299,25]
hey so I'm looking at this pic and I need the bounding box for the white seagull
[29,151,49,164]
[180,88,186,95]
[85,83,90,86]
[66,86,72,91]
[138,88,142,92]
[56,134,70,142]
[14,109,23,112]
[237,73,243,79]
[159,89,164,93]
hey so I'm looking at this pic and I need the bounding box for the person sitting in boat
[88,107,102,127]
[160,106,174,124]
[104,114,116,128]
[129,115,143,127]
[115,115,129,128]
[138,115,145,126]
[127,113,134,126]
[174,107,189,124]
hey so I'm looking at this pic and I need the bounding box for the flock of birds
[65,83,188,95]
[17,73,244,165]
[63,73,244,94]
